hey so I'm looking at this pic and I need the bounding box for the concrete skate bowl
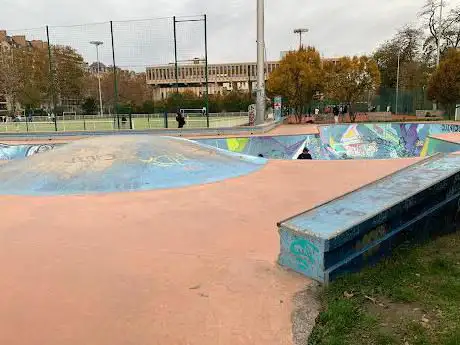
[196,123,460,160]
[0,135,266,196]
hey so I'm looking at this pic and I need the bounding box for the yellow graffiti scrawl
[140,153,190,167]
[226,138,249,153]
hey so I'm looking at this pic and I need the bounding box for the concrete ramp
[0,135,266,196]
[278,153,460,283]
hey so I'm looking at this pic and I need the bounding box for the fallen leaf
[343,291,354,299]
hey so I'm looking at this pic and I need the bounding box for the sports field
[0,115,249,133]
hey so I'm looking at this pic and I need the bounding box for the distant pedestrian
[298,147,313,160]
[176,110,186,129]
[333,105,340,124]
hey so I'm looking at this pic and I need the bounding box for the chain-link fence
[0,16,243,133]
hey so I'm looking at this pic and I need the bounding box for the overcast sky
[1,0,455,68]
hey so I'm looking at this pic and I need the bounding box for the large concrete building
[146,57,340,101]
[146,60,281,101]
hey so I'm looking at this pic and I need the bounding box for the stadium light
[90,41,104,117]
[294,28,309,49]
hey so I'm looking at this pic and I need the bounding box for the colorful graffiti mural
[319,123,460,159]
[196,123,460,160]
[197,135,327,160]
[421,136,460,157]
[0,144,57,160]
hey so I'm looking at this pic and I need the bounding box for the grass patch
[309,231,460,345]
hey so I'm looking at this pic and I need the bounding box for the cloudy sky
[0,0,450,68]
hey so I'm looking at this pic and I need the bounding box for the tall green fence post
[46,25,57,132]
[204,14,210,128]
[110,21,120,130]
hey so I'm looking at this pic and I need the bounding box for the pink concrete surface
[266,124,319,136]
[0,158,420,345]
[432,132,460,144]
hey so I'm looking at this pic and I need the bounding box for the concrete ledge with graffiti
[278,153,460,283]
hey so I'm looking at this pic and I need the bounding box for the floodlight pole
[90,40,104,117]
[294,28,309,49]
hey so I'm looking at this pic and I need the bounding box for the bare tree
[420,0,460,63]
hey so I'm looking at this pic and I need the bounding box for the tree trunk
[295,106,302,123]
[349,103,356,123]
[446,104,456,120]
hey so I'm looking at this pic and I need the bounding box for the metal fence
[0,112,249,133]
[0,16,216,130]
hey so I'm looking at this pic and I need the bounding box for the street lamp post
[256,0,265,125]
[436,0,444,67]
[294,28,309,49]
[395,49,401,115]
[90,41,104,117]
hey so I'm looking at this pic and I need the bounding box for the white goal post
[180,108,207,119]
[62,111,78,121]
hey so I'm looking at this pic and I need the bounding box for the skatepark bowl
[1,122,460,345]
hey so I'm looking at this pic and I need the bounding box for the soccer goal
[62,111,77,121]
[180,108,208,128]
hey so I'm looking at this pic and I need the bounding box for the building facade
[146,57,340,101]
[146,60,281,101]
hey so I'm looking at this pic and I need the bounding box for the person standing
[176,110,186,129]
[297,147,313,160]
[333,105,340,123]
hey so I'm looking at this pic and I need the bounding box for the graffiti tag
[140,153,190,167]
[354,224,389,260]
[289,238,320,270]
[442,124,460,133]
[67,154,116,164]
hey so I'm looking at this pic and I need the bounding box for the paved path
[0,157,419,345]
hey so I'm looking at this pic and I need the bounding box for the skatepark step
[278,153,460,283]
